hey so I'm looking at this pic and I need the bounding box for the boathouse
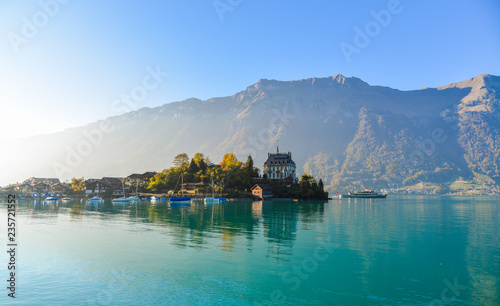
[251,184,274,199]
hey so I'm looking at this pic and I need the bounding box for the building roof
[264,152,295,166]
[251,184,273,191]
[24,177,61,185]
[102,177,123,186]
[127,173,143,179]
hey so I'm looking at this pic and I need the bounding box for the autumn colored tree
[220,153,242,171]
[71,177,85,193]
[173,153,189,169]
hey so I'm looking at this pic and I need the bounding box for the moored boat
[204,197,219,204]
[89,196,103,202]
[169,196,191,204]
[169,172,191,204]
[341,189,387,198]
[112,197,131,203]
[204,177,219,203]
[45,196,58,201]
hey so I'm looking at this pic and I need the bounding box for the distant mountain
[4,74,500,191]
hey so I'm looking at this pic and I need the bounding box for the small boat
[113,178,132,203]
[61,197,72,201]
[128,180,140,201]
[169,172,191,204]
[341,189,387,198]
[204,197,219,204]
[150,196,158,201]
[204,177,220,203]
[169,196,191,204]
[112,197,131,203]
[89,196,103,202]
[45,196,58,201]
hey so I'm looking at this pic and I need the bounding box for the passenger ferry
[341,189,387,198]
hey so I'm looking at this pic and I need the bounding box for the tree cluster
[147,152,260,196]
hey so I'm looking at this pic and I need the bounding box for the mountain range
[5,73,500,192]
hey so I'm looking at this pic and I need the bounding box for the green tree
[188,158,199,174]
[318,179,324,192]
[198,158,207,172]
[300,174,313,198]
[245,155,254,173]
[194,152,208,172]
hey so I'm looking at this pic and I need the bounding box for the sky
[0,0,499,141]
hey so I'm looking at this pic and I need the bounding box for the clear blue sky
[1,0,499,140]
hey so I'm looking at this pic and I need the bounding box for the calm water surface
[0,196,499,305]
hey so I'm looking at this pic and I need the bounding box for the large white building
[263,147,297,183]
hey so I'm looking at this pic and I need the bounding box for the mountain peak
[438,74,500,91]
[332,73,346,83]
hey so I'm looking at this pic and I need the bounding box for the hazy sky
[1,0,499,140]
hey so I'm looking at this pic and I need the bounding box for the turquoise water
[0,196,499,305]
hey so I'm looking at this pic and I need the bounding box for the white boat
[89,196,103,202]
[61,197,72,201]
[204,197,220,203]
[341,189,387,198]
[128,181,140,201]
[150,196,158,201]
[112,197,131,203]
[113,178,131,203]
[45,196,58,201]
[204,177,219,203]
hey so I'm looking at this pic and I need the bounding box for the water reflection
[16,198,328,251]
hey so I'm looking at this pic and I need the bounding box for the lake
[0,196,499,305]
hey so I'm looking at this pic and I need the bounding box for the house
[32,183,49,194]
[181,182,206,195]
[51,183,69,193]
[127,172,157,183]
[263,146,297,183]
[101,177,123,188]
[127,173,143,182]
[251,184,274,199]
[141,171,157,182]
[1,183,22,192]
[85,179,112,195]
[24,177,61,186]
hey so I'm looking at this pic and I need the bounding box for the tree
[188,158,199,174]
[245,155,254,174]
[173,153,189,169]
[193,152,205,164]
[198,158,207,172]
[318,179,324,192]
[71,177,85,192]
[220,153,242,171]
[194,152,208,172]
